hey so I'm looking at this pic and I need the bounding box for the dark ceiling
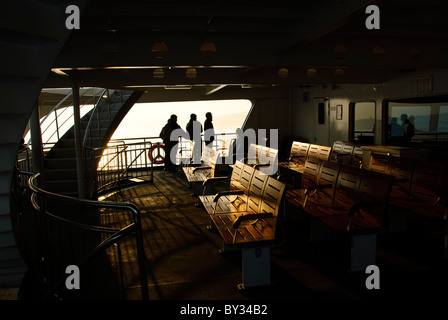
[45,0,448,96]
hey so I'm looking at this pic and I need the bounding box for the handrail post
[73,84,87,199]
[30,100,45,186]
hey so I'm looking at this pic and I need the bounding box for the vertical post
[73,85,86,199]
[30,100,45,185]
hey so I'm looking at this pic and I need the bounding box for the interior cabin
[1,0,448,304]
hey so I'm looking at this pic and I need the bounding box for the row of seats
[284,153,448,270]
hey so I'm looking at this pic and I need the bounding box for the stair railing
[82,89,131,148]
[27,88,104,150]
[93,139,154,193]
[26,171,149,300]
[82,88,108,148]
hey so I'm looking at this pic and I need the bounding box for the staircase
[0,0,90,289]
[43,89,143,198]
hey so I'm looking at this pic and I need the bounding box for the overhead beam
[82,3,314,20]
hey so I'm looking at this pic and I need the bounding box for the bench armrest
[193,166,212,173]
[346,201,385,231]
[232,212,274,229]
[393,177,409,183]
[254,163,271,170]
[348,201,384,217]
[335,153,351,161]
[277,171,301,181]
[304,183,333,195]
[214,190,245,202]
[203,176,229,187]
[289,155,305,161]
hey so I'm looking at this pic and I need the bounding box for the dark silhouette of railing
[18,171,149,300]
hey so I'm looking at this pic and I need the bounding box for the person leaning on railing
[160,114,181,172]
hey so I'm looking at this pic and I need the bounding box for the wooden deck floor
[100,168,448,301]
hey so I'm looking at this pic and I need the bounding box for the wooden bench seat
[182,146,219,183]
[278,141,310,171]
[301,166,394,271]
[278,141,332,182]
[244,143,279,175]
[285,160,340,208]
[330,140,364,168]
[368,153,448,256]
[388,160,447,221]
[199,163,266,215]
[207,173,286,289]
[367,153,415,198]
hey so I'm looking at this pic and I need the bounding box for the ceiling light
[372,46,385,60]
[151,42,168,58]
[200,42,217,57]
[306,68,317,78]
[333,45,347,59]
[153,68,165,79]
[278,67,289,78]
[334,68,344,78]
[186,68,197,79]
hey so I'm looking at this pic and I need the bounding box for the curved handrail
[27,172,149,300]
[82,88,108,146]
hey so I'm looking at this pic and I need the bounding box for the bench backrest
[333,165,363,206]
[352,144,364,168]
[368,154,417,195]
[237,163,255,195]
[330,140,345,160]
[258,146,279,175]
[290,141,309,158]
[388,157,416,194]
[368,153,390,174]
[317,145,332,161]
[302,157,322,185]
[247,143,263,165]
[341,142,355,157]
[246,143,278,174]
[229,161,245,190]
[290,142,310,167]
[358,170,394,205]
[307,144,332,161]
[349,169,394,230]
[201,146,219,168]
[317,160,340,186]
[410,160,446,203]
[260,177,286,219]
[246,168,269,213]
[331,140,345,155]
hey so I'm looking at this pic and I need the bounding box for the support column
[72,85,86,199]
[29,100,45,186]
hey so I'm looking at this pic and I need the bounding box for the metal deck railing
[17,171,149,299]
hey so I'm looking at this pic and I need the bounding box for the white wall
[290,68,448,147]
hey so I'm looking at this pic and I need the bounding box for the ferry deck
[2,0,448,308]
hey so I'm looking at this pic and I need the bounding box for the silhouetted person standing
[186,113,203,164]
[161,114,181,172]
[403,119,415,142]
[204,112,215,148]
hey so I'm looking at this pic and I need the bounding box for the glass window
[389,105,431,135]
[387,99,448,144]
[438,106,448,132]
[353,101,375,142]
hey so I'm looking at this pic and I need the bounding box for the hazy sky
[111,99,253,139]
